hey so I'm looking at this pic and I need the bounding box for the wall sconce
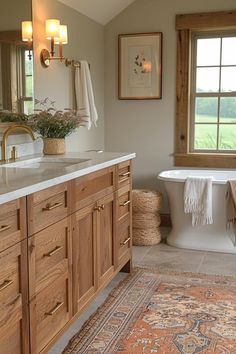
[55,25,68,58]
[40,19,68,68]
[21,21,33,60]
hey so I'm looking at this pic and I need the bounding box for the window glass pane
[197,38,221,67]
[25,76,33,97]
[194,124,217,150]
[219,124,236,150]
[24,101,33,115]
[221,67,236,92]
[195,97,218,123]
[25,51,33,76]
[196,68,220,93]
[222,37,236,65]
[219,97,236,122]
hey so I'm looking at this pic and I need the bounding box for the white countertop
[0,151,136,205]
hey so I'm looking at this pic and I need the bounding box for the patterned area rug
[63,268,236,353]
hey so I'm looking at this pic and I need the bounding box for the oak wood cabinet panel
[97,193,115,287]
[116,161,132,190]
[27,182,71,236]
[28,217,72,299]
[73,166,115,211]
[30,274,72,354]
[72,203,98,314]
[0,198,26,252]
[0,240,29,354]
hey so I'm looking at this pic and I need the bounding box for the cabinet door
[97,193,115,287]
[72,204,97,314]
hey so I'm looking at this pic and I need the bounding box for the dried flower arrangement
[29,98,86,139]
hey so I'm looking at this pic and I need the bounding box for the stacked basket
[132,189,162,246]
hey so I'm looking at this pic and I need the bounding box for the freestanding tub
[158,169,236,253]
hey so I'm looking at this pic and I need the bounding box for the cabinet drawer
[0,241,29,354]
[117,160,132,189]
[27,183,70,236]
[74,167,115,210]
[117,185,131,222]
[30,275,72,353]
[117,217,131,266]
[0,242,24,308]
[28,218,72,297]
[0,198,26,252]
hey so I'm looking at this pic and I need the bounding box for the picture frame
[118,32,162,100]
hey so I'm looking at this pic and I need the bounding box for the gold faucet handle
[10,146,17,161]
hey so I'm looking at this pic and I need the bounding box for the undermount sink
[2,157,90,169]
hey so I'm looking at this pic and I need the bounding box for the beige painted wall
[33,0,105,152]
[104,0,236,212]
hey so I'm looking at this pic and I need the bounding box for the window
[20,49,34,114]
[191,33,236,152]
[175,10,236,168]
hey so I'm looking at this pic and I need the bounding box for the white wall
[33,0,105,152]
[104,0,236,212]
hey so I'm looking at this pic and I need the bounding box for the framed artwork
[118,32,162,100]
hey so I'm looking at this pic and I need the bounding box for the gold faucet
[1,124,36,162]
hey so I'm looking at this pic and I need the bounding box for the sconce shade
[55,25,68,44]
[22,21,33,41]
[46,19,60,39]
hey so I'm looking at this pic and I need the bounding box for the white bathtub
[158,169,236,253]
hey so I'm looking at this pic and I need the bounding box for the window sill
[174,152,236,168]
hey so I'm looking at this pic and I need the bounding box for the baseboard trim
[160,213,172,227]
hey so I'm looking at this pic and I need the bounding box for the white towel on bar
[75,60,98,129]
[184,176,213,226]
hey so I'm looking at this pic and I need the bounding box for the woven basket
[133,212,161,229]
[132,189,162,213]
[43,138,65,155]
[133,227,161,246]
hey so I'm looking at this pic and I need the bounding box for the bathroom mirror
[0,0,34,115]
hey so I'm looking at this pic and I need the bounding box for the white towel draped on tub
[184,176,213,226]
[75,60,98,129]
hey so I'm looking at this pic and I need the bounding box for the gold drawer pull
[93,204,105,212]
[0,279,13,292]
[42,202,63,211]
[120,237,131,246]
[0,225,11,233]
[120,200,130,207]
[44,245,63,257]
[45,301,64,316]
[119,172,130,178]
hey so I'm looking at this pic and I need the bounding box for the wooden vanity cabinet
[0,160,133,354]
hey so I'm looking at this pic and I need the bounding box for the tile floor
[49,227,236,353]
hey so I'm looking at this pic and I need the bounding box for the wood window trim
[175,10,236,168]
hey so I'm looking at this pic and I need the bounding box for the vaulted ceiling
[58,0,135,25]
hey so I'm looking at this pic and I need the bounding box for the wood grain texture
[27,183,69,236]
[30,274,71,354]
[0,197,26,253]
[73,203,98,314]
[175,153,236,168]
[97,193,115,288]
[28,218,72,299]
[0,240,29,353]
[175,29,190,154]
[74,167,115,211]
[176,10,236,30]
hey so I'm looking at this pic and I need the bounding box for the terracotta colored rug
[63,268,236,353]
